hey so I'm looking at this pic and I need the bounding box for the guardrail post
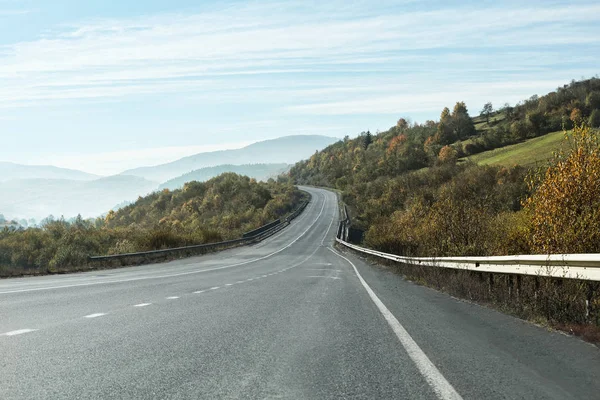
[488,274,494,296]
[586,282,598,324]
[516,275,522,303]
[508,275,514,300]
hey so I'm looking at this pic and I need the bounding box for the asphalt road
[1,187,599,399]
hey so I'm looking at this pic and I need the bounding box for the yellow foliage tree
[523,123,600,253]
[570,107,582,123]
[437,145,458,164]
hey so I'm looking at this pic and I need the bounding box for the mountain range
[0,135,338,220]
[0,162,98,182]
[122,135,337,182]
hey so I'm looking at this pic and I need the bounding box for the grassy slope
[465,130,566,167]
[472,112,507,132]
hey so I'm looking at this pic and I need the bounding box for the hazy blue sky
[1,0,599,175]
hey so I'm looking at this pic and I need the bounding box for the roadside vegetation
[289,77,600,257]
[289,78,600,339]
[0,173,304,277]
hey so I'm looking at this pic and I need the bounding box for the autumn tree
[526,110,545,136]
[502,103,514,120]
[435,107,455,145]
[585,91,600,110]
[510,120,528,140]
[396,118,409,131]
[570,108,582,123]
[451,101,476,139]
[362,131,373,149]
[437,145,458,164]
[524,123,600,253]
[480,102,493,123]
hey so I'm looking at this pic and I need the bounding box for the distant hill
[159,163,289,190]
[0,175,157,220]
[121,135,338,182]
[0,162,99,182]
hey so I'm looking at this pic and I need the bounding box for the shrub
[437,145,458,164]
[524,124,600,253]
[589,109,600,128]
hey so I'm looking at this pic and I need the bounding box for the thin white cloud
[0,1,598,107]
[286,79,575,116]
[0,0,598,173]
[0,9,31,16]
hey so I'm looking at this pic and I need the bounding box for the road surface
[1,187,599,399]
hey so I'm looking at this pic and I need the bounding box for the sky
[0,0,599,175]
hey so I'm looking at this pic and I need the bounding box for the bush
[524,124,600,253]
[589,109,600,128]
[586,91,600,110]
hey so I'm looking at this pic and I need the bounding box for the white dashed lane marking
[84,313,106,318]
[0,192,327,296]
[307,268,342,272]
[0,191,337,340]
[2,329,37,336]
[307,276,341,280]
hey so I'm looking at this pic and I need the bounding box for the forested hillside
[289,78,600,256]
[0,173,304,276]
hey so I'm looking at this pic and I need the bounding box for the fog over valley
[0,135,337,221]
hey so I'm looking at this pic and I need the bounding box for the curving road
[1,187,599,399]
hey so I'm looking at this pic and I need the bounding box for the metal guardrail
[242,219,281,238]
[89,197,311,262]
[286,199,309,222]
[335,238,600,282]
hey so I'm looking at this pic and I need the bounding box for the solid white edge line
[0,190,328,296]
[328,247,463,400]
[84,313,106,318]
[2,329,38,336]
